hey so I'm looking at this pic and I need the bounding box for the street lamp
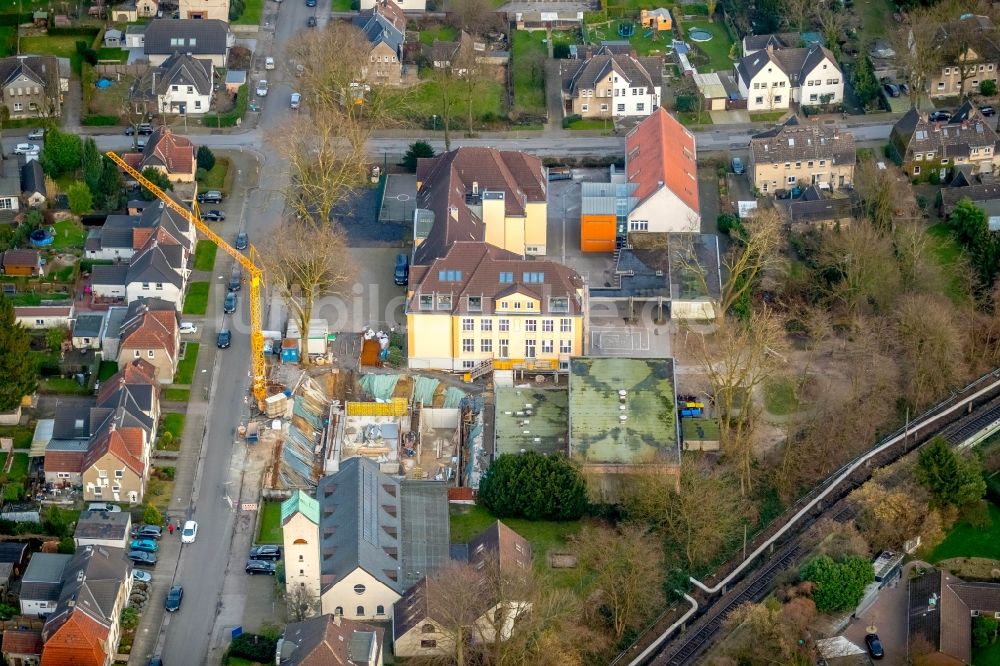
[432,114,438,130]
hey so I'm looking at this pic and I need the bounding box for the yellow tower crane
[105,151,268,403]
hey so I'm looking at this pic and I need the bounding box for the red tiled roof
[14,306,73,317]
[142,128,194,176]
[97,358,158,404]
[132,227,153,250]
[2,628,42,656]
[82,426,145,477]
[625,107,699,215]
[40,611,109,666]
[44,451,84,473]
[119,309,177,361]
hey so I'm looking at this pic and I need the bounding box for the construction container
[281,338,299,363]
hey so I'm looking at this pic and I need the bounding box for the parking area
[546,174,617,287]
[313,247,406,332]
[840,562,920,665]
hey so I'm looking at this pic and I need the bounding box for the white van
[290,92,301,110]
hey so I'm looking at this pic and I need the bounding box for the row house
[735,43,843,111]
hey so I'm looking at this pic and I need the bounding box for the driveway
[841,562,925,665]
[312,247,407,333]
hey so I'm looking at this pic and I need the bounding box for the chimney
[962,120,969,130]
[766,43,774,55]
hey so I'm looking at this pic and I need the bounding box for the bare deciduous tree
[784,0,812,33]
[698,308,786,495]
[820,222,902,321]
[851,478,930,551]
[890,7,944,109]
[895,293,968,409]
[723,598,815,664]
[259,220,354,364]
[284,583,320,622]
[573,524,664,642]
[814,4,845,55]
[855,158,899,234]
[620,459,745,570]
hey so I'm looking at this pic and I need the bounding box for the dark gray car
[224,292,237,314]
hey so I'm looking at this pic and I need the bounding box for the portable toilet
[281,338,299,363]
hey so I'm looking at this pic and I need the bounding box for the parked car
[899,82,909,95]
[245,559,277,575]
[306,0,316,5]
[132,570,152,583]
[136,138,147,151]
[224,292,237,314]
[394,253,409,286]
[228,268,242,292]
[307,15,317,26]
[181,520,198,543]
[13,143,39,155]
[27,128,44,140]
[217,328,232,349]
[981,105,996,117]
[148,657,163,666]
[197,190,223,204]
[125,123,153,136]
[264,56,275,70]
[249,545,282,561]
[128,550,157,566]
[165,585,183,612]
[130,539,159,553]
[256,79,269,97]
[864,633,884,659]
[929,110,952,122]
[131,524,163,540]
[179,322,197,335]
[201,209,225,222]
[290,92,301,110]
[88,503,121,513]
[235,231,248,250]
[731,157,745,175]
[883,82,900,97]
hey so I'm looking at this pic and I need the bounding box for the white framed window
[541,340,553,353]
[462,339,474,353]
[524,340,536,358]
[499,319,509,332]
[147,350,154,358]
[617,104,625,112]
[600,104,608,111]
[915,153,923,161]
[462,318,473,331]
[542,319,553,332]
[498,339,509,358]
[560,318,572,332]
[419,294,433,310]
[525,319,537,332]
[637,103,645,111]
[913,165,921,175]
[630,221,649,231]
[560,339,572,353]
[481,339,492,353]
[462,360,475,369]
[787,176,796,184]
[115,470,124,478]
[98,470,108,478]
[480,318,491,331]
[581,104,588,112]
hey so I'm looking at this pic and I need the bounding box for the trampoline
[618,21,635,37]
[689,28,713,42]
[95,78,112,89]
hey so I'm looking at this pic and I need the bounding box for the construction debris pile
[276,377,332,490]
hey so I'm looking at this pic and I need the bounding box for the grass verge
[194,240,218,272]
[175,343,200,385]
[677,111,713,125]
[183,282,209,315]
[567,118,613,130]
[232,0,264,25]
[749,111,786,122]
[162,387,191,402]
[257,500,283,544]
[39,377,91,395]
[197,157,230,193]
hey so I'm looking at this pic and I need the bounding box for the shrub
[204,85,248,128]
[143,504,162,526]
[41,505,69,537]
[553,43,570,59]
[159,431,174,448]
[228,633,277,663]
[196,145,216,171]
[973,615,999,648]
[478,452,588,521]
[57,537,75,554]
[158,466,175,480]
[799,554,875,612]
[83,115,118,126]
[562,113,582,129]
[120,607,140,631]
[3,483,23,502]
[674,95,699,112]
[400,140,435,172]
[981,80,997,96]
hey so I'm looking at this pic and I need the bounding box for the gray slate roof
[750,115,856,165]
[736,44,837,87]
[135,52,212,99]
[565,52,662,95]
[91,263,129,287]
[125,241,184,288]
[42,545,130,641]
[891,102,1000,162]
[51,403,94,440]
[143,19,229,56]
[20,553,71,603]
[20,160,45,197]
[75,510,131,541]
[0,55,58,92]
[352,3,404,55]
[73,313,105,338]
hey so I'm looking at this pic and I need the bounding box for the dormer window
[468,296,482,311]
[419,294,433,310]
[436,294,452,310]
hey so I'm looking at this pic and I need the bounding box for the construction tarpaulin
[360,374,400,402]
[412,376,440,405]
[278,377,329,489]
[443,386,466,409]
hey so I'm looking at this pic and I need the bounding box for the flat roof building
[494,387,568,457]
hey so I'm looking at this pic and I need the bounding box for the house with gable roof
[116,298,180,383]
[122,126,198,182]
[890,101,1000,179]
[353,0,405,86]
[85,193,197,262]
[39,546,131,666]
[277,613,384,665]
[280,458,450,621]
[131,54,213,118]
[748,116,856,193]
[561,47,662,119]
[735,43,842,111]
[0,55,62,119]
[393,521,532,658]
[909,568,1000,664]
[142,19,231,68]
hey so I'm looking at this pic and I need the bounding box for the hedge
[203,84,248,128]
[45,26,101,37]
[83,115,118,126]
[0,13,32,26]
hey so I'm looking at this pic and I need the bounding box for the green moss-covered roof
[495,387,569,457]
[568,357,678,465]
[281,489,319,526]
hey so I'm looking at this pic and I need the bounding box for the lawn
[450,504,586,589]
[97,361,120,381]
[162,388,190,402]
[974,640,1000,666]
[162,412,185,439]
[232,0,264,25]
[257,500,283,544]
[175,343,200,385]
[567,118,614,130]
[0,27,14,57]
[749,111,786,122]
[929,502,1000,562]
[198,157,230,193]
[194,240,218,272]
[96,47,128,63]
[927,222,969,304]
[19,33,98,74]
[763,376,800,416]
[677,111,714,125]
[419,25,458,46]
[183,282,209,315]
[39,377,91,395]
[5,452,29,482]
[0,426,33,450]
[511,31,548,116]
[857,0,894,44]
[6,292,71,307]
[389,78,505,127]
[51,219,86,250]
[684,20,735,72]
[331,0,352,9]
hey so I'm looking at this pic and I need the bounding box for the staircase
[467,359,494,381]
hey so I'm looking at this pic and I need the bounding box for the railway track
[629,372,1000,666]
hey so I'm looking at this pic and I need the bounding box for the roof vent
[619,414,627,421]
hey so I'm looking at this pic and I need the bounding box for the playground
[582,13,734,63]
